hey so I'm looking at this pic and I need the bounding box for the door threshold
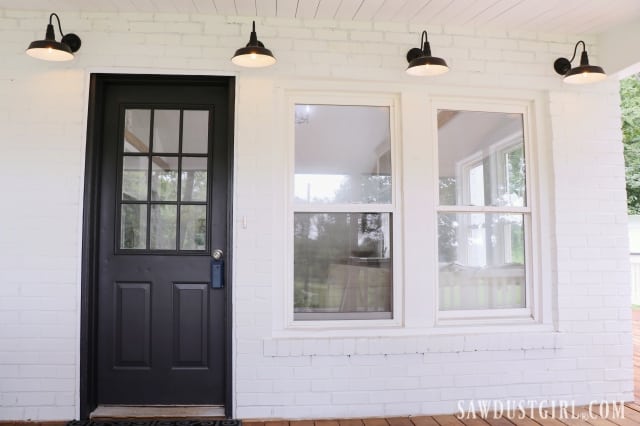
[91,405,225,419]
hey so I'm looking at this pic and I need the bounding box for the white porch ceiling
[3,0,640,34]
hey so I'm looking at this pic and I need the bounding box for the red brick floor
[244,403,640,426]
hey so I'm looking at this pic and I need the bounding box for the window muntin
[293,103,394,321]
[118,107,211,253]
[437,109,530,315]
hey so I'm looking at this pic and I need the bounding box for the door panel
[173,283,209,367]
[95,78,230,406]
[114,282,151,367]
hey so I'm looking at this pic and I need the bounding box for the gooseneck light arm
[49,13,65,37]
[567,40,586,64]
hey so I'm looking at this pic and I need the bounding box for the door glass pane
[150,204,177,250]
[124,109,151,153]
[153,110,180,153]
[294,212,392,320]
[438,212,525,311]
[180,205,207,250]
[122,156,148,201]
[438,110,526,207]
[181,157,208,202]
[294,104,392,205]
[182,110,209,154]
[151,156,179,201]
[121,204,147,249]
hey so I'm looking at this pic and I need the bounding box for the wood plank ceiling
[4,0,640,34]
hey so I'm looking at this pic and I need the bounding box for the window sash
[434,105,534,319]
[288,95,400,324]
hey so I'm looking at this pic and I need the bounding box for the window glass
[182,110,209,154]
[438,110,526,207]
[153,110,180,153]
[438,212,525,310]
[121,204,147,249]
[294,105,391,204]
[151,157,179,201]
[181,157,208,202]
[150,204,177,250]
[122,156,148,201]
[180,205,207,250]
[124,109,150,153]
[294,213,392,319]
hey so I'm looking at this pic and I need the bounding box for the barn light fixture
[26,13,81,61]
[553,40,606,84]
[231,21,276,68]
[406,30,449,77]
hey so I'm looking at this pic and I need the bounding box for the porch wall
[0,8,632,420]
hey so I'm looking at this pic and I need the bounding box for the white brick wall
[0,7,633,421]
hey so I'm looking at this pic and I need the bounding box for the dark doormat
[68,421,242,426]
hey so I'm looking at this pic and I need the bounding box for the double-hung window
[436,105,533,319]
[291,99,397,321]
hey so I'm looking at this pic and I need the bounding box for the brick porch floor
[244,403,640,426]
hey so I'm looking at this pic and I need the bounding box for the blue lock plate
[211,259,224,289]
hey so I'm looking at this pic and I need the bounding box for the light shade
[406,31,449,77]
[26,32,73,61]
[231,21,276,68]
[26,14,81,62]
[406,54,449,76]
[553,41,606,85]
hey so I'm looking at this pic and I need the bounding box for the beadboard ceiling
[4,0,640,34]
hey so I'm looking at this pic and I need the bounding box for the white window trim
[269,82,553,340]
[431,98,541,325]
[283,91,404,330]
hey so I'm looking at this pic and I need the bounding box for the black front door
[93,75,231,406]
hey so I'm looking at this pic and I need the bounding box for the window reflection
[121,204,147,249]
[182,110,209,154]
[181,157,208,202]
[294,104,391,205]
[151,157,178,201]
[124,109,150,153]
[438,110,526,207]
[122,156,148,201]
[438,212,525,311]
[153,110,180,153]
[294,212,392,319]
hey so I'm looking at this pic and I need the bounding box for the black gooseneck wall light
[231,21,276,68]
[553,40,606,84]
[26,13,81,61]
[406,30,449,77]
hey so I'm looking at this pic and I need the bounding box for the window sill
[264,323,558,357]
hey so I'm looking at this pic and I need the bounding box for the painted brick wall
[0,8,632,420]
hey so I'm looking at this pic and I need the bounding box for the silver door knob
[212,249,224,260]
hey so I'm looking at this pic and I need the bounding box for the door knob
[212,249,224,260]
